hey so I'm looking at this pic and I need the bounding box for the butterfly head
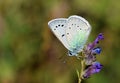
[68,50,78,56]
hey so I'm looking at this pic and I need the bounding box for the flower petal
[91,47,102,55]
[82,62,103,78]
[87,33,104,50]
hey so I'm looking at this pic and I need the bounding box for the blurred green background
[0,0,120,83]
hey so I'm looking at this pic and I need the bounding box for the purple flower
[87,33,104,50]
[91,47,101,55]
[83,33,104,65]
[82,62,103,78]
[84,53,96,65]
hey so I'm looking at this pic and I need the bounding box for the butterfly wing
[48,18,71,50]
[66,15,91,55]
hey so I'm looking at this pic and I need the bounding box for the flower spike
[82,62,103,78]
[87,33,104,50]
[91,47,102,55]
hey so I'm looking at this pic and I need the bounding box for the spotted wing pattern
[48,18,71,50]
[66,15,91,55]
[48,15,91,56]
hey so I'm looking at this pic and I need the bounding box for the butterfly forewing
[66,15,91,52]
[48,18,72,51]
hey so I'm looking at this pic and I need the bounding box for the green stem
[77,52,86,83]
[78,77,82,83]
[78,60,85,83]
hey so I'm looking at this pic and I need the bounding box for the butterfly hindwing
[48,18,71,50]
[66,15,91,53]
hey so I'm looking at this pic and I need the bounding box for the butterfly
[48,15,91,56]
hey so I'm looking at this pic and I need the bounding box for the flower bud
[92,47,101,55]
[82,62,103,79]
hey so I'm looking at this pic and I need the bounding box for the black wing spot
[69,27,71,29]
[54,28,56,30]
[58,24,60,26]
[62,34,65,37]
[77,26,79,27]
[67,33,69,35]
[56,26,58,28]
[74,48,77,50]
[61,25,64,27]
[72,24,73,25]
[84,29,87,31]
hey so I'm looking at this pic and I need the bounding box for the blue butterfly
[48,15,91,56]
